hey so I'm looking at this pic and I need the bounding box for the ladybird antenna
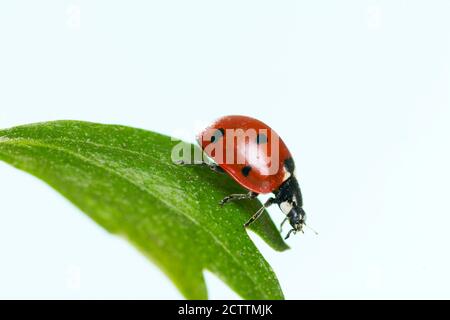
[304,223,319,235]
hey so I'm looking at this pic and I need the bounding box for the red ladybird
[181,115,306,239]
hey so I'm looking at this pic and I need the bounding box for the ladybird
[180,115,306,239]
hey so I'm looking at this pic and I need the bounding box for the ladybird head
[285,206,306,239]
[290,206,306,230]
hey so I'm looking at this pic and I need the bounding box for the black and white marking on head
[284,157,295,174]
[280,201,294,215]
[256,133,268,144]
[241,165,252,177]
[210,128,225,143]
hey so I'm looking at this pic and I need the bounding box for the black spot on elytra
[241,165,252,177]
[284,157,295,173]
[256,133,268,144]
[210,128,225,143]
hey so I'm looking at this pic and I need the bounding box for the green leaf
[0,121,288,300]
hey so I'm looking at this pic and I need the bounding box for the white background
[0,1,449,299]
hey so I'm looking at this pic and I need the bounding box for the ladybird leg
[244,197,276,228]
[205,163,224,173]
[280,217,289,233]
[175,159,224,173]
[285,229,296,240]
[219,192,258,206]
